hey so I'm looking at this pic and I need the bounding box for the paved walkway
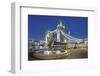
[65,48,88,58]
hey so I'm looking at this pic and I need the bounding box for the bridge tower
[57,20,66,42]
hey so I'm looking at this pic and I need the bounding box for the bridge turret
[57,20,65,32]
[68,30,70,35]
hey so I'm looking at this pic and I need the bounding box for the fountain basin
[33,50,68,60]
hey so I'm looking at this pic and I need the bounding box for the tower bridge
[28,20,88,50]
[45,21,88,48]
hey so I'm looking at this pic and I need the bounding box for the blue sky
[28,15,88,40]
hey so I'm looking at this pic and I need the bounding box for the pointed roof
[57,20,65,30]
[59,20,63,25]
